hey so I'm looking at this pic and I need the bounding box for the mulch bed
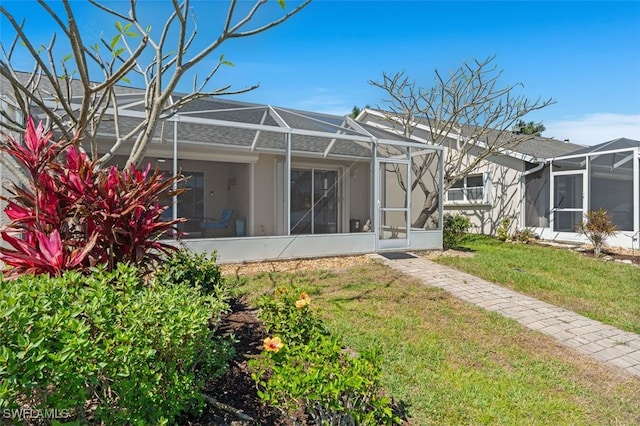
[178,298,295,425]
[181,255,375,425]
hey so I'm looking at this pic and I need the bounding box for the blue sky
[2,0,639,145]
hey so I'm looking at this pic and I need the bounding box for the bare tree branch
[370,56,556,228]
[0,0,311,176]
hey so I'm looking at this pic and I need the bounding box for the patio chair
[200,208,235,238]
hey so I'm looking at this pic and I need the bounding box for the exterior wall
[108,155,252,236]
[0,98,21,230]
[179,230,442,264]
[443,154,525,236]
[253,154,277,236]
[0,160,12,229]
[110,152,373,239]
[348,162,371,227]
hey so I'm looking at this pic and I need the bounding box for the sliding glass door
[290,169,339,234]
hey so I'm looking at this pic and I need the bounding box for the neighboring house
[526,138,640,249]
[0,75,445,263]
[357,109,640,250]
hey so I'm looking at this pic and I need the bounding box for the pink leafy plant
[0,116,185,278]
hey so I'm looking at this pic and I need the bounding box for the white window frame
[445,172,492,206]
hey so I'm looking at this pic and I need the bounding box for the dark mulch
[178,298,295,426]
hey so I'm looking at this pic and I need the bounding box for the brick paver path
[372,253,640,377]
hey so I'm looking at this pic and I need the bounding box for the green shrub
[249,287,401,425]
[443,213,471,249]
[496,217,511,241]
[156,250,225,298]
[0,263,233,424]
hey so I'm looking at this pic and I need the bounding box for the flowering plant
[295,292,311,308]
[263,336,284,353]
[249,284,400,425]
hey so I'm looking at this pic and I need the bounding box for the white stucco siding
[348,162,371,227]
[444,156,525,236]
[253,155,277,236]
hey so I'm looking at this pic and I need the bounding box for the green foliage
[443,213,471,249]
[237,263,640,425]
[156,250,225,298]
[249,286,400,425]
[496,217,536,243]
[579,209,619,257]
[0,264,234,424]
[496,217,511,241]
[255,287,328,345]
[514,119,546,136]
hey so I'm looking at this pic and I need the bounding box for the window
[446,173,491,204]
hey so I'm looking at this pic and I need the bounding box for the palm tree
[514,119,546,136]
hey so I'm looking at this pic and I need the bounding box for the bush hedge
[0,259,233,424]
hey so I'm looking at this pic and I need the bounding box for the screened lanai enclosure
[525,138,640,249]
[90,97,445,263]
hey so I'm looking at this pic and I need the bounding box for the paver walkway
[372,252,640,377]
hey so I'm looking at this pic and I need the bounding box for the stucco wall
[253,154,277,236]
[348,162,371,227]
[444,155,525,235]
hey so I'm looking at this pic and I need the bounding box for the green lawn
[434,235,640,334]
[234,262,640,425]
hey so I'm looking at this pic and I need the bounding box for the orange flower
[263,336,284,353]
[295,292,311,308]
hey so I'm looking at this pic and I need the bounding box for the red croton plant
[0,116,185,278]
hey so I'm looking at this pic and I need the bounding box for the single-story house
[0,76,445,263]
[358,108,640,250]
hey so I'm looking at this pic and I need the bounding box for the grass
[435,235,640,334]
[234,262,640,425]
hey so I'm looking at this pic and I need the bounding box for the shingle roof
[361,109,585,161]
[559,138,640,157]
[2,72,425,160]
[509,136,585,160]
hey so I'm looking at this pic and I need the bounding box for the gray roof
[560,138,640,157]
[2,72,424,160]
[365,109,585,161]
[509,136,585,160]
